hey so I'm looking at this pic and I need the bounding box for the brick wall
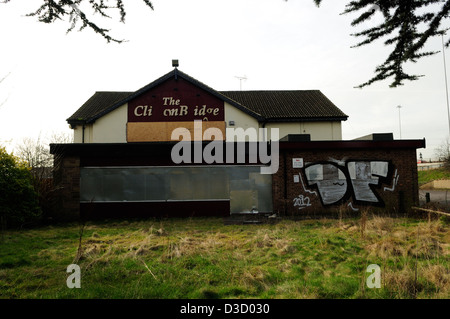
[50,141,423,221]
[273,147,419,217]
[52,155,80,221]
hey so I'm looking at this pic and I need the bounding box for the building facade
[67,68,348,143]
[50,68,425,221]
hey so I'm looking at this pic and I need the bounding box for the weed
[0,217,447,299]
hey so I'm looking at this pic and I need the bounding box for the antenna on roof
[172,59,179,68]
[235,75,247,91]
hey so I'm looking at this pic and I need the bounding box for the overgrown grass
[418,167,450,186]
[0,216,448,299]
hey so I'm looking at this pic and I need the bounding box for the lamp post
[397,105,402,139]
[441,34,450,136]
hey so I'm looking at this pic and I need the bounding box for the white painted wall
[71,101,343,143]
[92,104,127,143]
[73,126,82,143]
[72,104,127,143]
[265,121,342,141]
[224,102,261,141]
[73,124,93,143]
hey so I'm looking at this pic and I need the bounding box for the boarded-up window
[80,166,272,213]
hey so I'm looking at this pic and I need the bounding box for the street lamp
[397,105,402,139]
[441,34,450,136]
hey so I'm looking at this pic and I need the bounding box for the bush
[0,146,42,228]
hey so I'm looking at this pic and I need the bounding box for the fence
[417,162,444,171]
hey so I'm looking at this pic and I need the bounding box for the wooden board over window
[127,121,226,142]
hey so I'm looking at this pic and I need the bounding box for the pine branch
[316,0,450,88]
[20,0,154,44]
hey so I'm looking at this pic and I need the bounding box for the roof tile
[219,90,348,120]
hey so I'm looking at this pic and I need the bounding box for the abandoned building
[50,66,425,220]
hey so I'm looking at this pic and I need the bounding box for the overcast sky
[0,0,449,160]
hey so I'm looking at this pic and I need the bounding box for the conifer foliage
[315,0,450,87]
[1,0,154,43]
[4,1,450,87]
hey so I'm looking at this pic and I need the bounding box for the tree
[314,0,450,88]
[5,1,450,88]
[16,135,53,170]
[434,136,450,166]
[1,0,154,43]
[0,146,41,229]
[14,132,73,220]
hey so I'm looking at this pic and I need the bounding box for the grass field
[0,214,448,299]
[418,167,450,186]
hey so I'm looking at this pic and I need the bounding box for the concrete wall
[420,180,450,190]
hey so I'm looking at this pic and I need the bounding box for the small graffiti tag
[293,194,311,209]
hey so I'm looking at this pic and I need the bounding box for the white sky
[0,0,449,160]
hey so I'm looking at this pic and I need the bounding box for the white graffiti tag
[293,195,312,209]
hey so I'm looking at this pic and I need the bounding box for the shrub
[0,146,41,228]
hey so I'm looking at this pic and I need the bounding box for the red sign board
[128,77,224,122]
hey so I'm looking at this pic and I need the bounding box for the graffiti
[304,163,348,205]
[384,169,399,192]
[298,172,317,196]
[348,202,359,212]
[302,160,396,208]
[293,194,312,210]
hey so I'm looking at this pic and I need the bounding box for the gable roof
[67,69,263,126]
[68,91,133,125]
[67,69,348,126]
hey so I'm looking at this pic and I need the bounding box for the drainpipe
[283,149,287,216]
[261,121,267,141]
[261,120,285,214]
[82,123,86,144]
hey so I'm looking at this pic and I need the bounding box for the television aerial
[235,75,247,91]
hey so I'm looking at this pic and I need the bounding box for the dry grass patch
[1,216,447,299]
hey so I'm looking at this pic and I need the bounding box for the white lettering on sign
[163,97,180,106]
[134,105,153,117]
[194,105,220,116]
[131,97,222,121]
[163,105,189,117]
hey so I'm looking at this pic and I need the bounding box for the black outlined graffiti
[302,160,396,208]
[384,169,399,192]
[304,162,349,206]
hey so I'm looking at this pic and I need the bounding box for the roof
[219,90,348,122]
[67,69,348,125]
[50,139,427,156]
[68,91,133,125]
